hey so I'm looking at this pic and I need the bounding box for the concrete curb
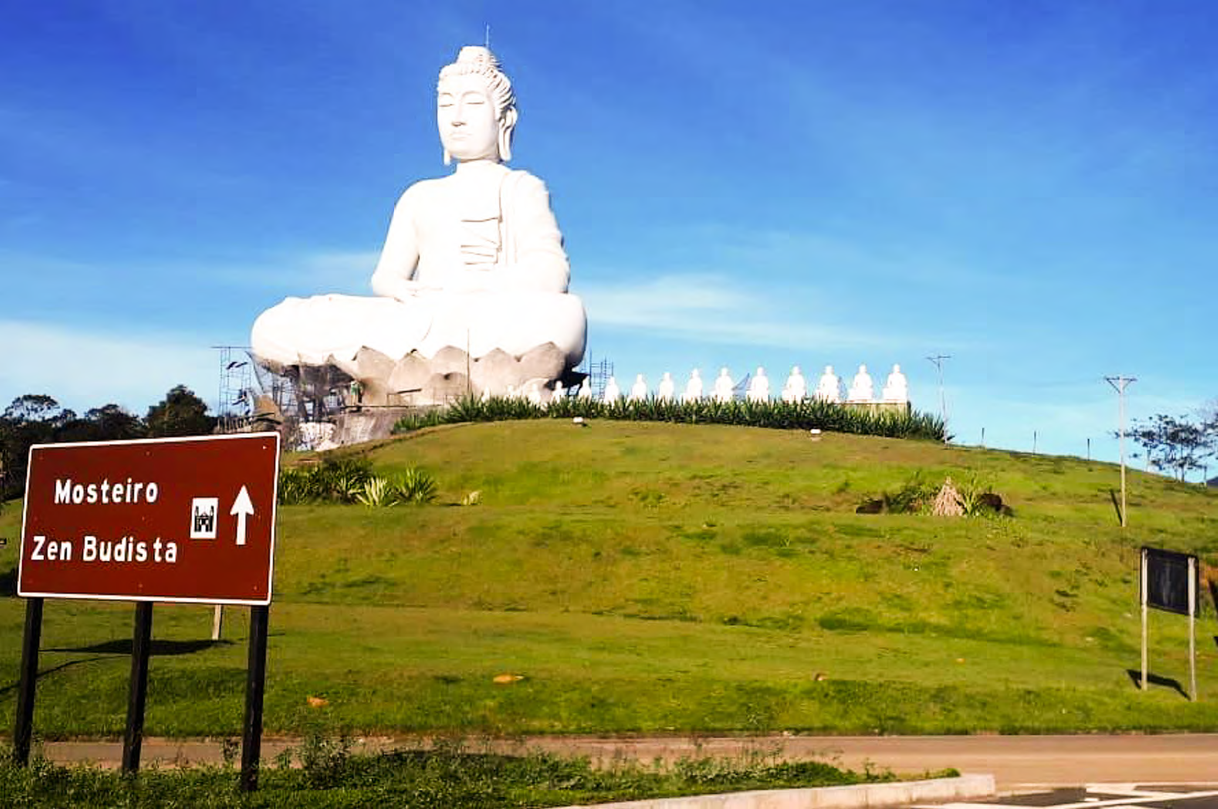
[559,773,996,809]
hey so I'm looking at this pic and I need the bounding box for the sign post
[1140,546,1199,701]
[14,433,279,785]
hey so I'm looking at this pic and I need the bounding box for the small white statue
[713,367,735,403]
[814,365,841,403]
[682,369,703,403]
[847,364,874,402]
[657,372,675,402]
[527,382,543,405]
[746,366,770,403]
[553,379,565,400]
[602,376,622,403]
[782,365,807,403]
[629,373,648,402]
[577,380,592,400]
[480,387,491,402]
[882,363,909,403]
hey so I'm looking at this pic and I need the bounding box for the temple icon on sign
[190,498,219,540]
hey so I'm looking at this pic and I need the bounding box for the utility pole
[1105,375,1136,528]
[926,354,951,445]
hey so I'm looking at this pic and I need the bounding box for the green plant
[394,467,438,504]
[356,476,398,507]
[392,394,947,441]
[858,473,937,514]
[297,726,354,789]
[278,455,375,504]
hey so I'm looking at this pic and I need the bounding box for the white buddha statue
[629,373,648,402]
[847,364,875,402]
[746,366,770,403]
[552,379,565,400]
[577,379,592,400]
[602,376,622,403]
[882,363,909,403]
[682,369,703,403]
[250,46,587,404]
[657,372,675,402]
[713,367,735,403]
[782,365,807,403]
[814,365,841,403]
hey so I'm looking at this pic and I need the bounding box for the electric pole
[927,354,951,444]
[1105,375,1136,528]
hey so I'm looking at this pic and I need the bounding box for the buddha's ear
[498,107,518,163]
[443,148,452,166]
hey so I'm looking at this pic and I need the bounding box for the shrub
[394,396,946,442]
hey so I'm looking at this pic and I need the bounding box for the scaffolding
[212,346,255,434]
[579,356,614,400]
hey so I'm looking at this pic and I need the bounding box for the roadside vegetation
[0,734,927,808]
[393,394,947,441]
[3,420,1218,741]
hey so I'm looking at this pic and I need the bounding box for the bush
[394,396,946,442]
[278,455,375,505]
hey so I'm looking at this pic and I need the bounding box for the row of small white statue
[587,364,909,405]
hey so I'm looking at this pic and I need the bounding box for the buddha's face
[437,74,501,162]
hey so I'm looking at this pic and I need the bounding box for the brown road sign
[18,433,280,605]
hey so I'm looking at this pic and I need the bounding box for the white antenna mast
[485,24,491,49]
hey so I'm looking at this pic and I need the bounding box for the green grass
[1,738,917,808]
[2,420,1218,738]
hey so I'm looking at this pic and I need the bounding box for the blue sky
[2,1,1216,472]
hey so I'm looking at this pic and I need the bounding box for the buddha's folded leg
[416,291,587,365]
[251,294,433,367]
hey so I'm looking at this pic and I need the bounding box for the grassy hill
[2,420,1217,739]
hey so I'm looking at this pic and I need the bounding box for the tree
[146,385,216,437]
[55,404,147,444]
[0,394,67,500]
[3,393,63,423]
[1125,413,1217,482]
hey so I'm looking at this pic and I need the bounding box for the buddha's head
[438,46,518,165]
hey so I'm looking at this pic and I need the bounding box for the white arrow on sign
[230,486,254,546]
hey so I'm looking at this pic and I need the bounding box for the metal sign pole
[1189,557,1197,702]
[1140,548,1148,691]
[12,597,44,766]
[240,604,270,792]
[122,602,154,773]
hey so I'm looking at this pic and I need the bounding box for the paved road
[917,783,1218,809]
[33,734,1218,789]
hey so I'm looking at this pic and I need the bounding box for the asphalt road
[30,733,1218,790]
[917,784,1218,809]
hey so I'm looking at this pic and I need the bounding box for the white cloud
[0,320,220,415]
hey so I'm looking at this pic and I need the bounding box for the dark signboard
[1142,547,1197,617]
[18,433,279,605]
